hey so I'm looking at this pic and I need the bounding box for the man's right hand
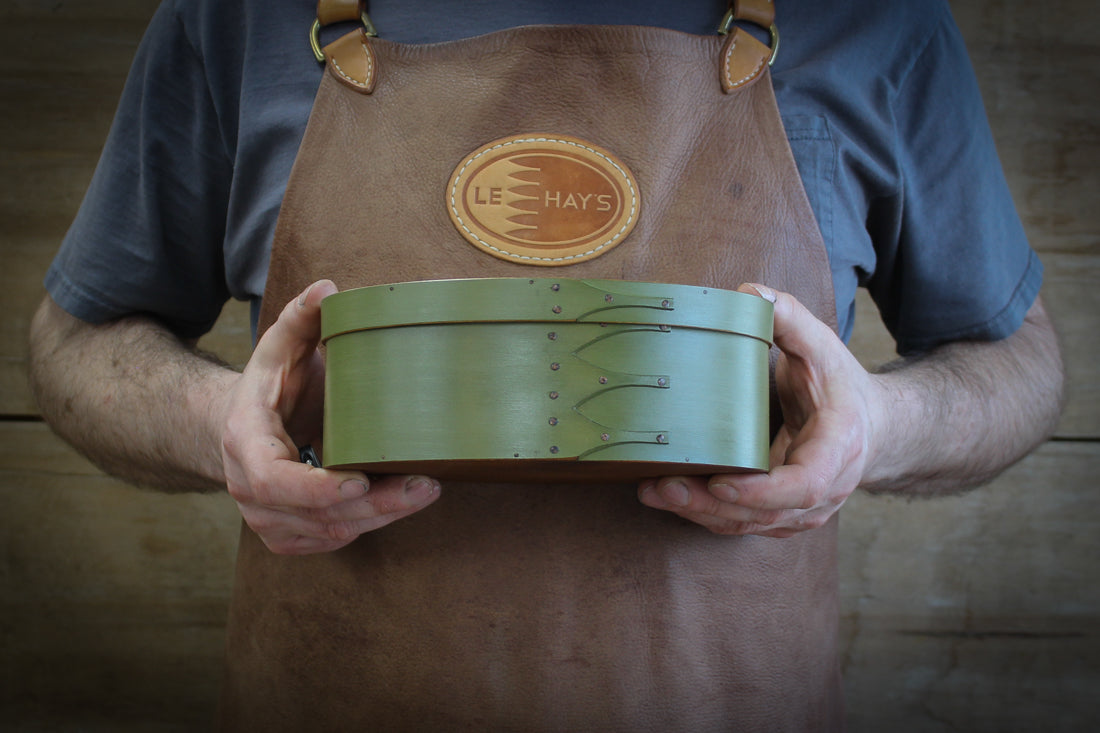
[219,279,441,555]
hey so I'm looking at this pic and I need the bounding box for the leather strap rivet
[548,417,559,426]
[552,305,563,314]
[549,391,560,400]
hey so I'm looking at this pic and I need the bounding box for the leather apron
[218,3,843,730]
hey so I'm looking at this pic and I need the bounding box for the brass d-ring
[309,20,325,62]
[310,10,378,62]
[716,9,779,66]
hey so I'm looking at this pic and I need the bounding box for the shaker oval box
[320,278,773,482]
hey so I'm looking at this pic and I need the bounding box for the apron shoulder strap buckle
[310,0,378,65]
[717,0,779,93]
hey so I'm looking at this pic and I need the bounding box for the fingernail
[745,283,777,303]
[298,282,315,307]
[660,480,691,507]
[711,482,739,503]
[339,479,369,498]
[404,477,439,503]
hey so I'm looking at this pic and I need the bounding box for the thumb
[738,282,837,363]
[251,279,337,371]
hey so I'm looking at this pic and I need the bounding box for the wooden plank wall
[1,1,1096,730]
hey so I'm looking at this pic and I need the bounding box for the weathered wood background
[1,1,1096,730]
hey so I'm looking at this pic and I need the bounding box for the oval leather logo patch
[448,135,640,265]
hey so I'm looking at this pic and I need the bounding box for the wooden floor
[1,1,1097,730]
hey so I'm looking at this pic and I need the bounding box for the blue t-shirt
[45,0,1041,355]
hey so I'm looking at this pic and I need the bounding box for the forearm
[861,295,1065,495]
[29,284,443,553]
[28,296,237,493]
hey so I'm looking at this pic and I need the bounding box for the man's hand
[219,280,441,555]
[29,281,440,556]
[638,282,1064,537]
[639,283,880,537]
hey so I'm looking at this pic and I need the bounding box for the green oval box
[321,278,773,482]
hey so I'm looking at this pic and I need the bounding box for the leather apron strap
[220,9,842,732]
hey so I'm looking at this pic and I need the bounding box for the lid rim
[321,277,774,344]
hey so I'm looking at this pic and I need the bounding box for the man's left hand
[638,283,883,537]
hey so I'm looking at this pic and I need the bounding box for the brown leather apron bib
[218,4,843,731]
